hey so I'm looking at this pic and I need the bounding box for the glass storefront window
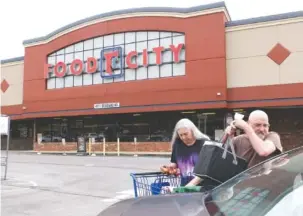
[11,110,226,143]
[11,120,33,139]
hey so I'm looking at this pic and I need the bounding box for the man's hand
[221,124,236,143]
[232,119,250,131]
[225,125,236,135]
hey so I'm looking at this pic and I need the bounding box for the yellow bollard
[88,138,92,155]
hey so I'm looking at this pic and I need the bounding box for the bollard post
[88,138,92,155]
[117,137,120,156]
[37,133,43,155]
[91,137,96,156]
[103,137,106,156]
[134,137,138,157]
[62,138,66,156]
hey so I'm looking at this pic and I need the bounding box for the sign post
[0,115,10,180]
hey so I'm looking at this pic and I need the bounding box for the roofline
[226,10,303,27]
[0,56,24,65]
[22,1,229,46]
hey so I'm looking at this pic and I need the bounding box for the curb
[15,151,171,158]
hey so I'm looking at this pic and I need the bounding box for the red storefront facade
[1,2,303,152]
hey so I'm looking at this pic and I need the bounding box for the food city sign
[44,43,184,79]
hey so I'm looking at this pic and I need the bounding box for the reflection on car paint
[214,187,270,216]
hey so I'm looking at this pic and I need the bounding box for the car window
[203,150,303,216]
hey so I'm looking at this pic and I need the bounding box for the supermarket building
[1,2,303,153]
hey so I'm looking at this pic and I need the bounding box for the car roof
[212,146,303,191]
[249,146,303,171]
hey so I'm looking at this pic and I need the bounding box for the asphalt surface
[1,151,168,216]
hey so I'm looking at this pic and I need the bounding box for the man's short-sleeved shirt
[170,138,206,186]
[232,132,283,168]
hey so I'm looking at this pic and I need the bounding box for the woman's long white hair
[170,118,210,146]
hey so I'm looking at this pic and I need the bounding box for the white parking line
[101,189,134,203]
[116,189,133,195]
[1,186,31,195]
[2,177,38,187]
[115,194,132,200]
[28,180,38,187]
[101,198,120,203]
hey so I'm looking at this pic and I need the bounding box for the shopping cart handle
[130,171,181,198]
[130,172,164,177]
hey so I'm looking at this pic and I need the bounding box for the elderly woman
[167,118,210,186]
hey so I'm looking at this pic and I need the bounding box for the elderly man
[227,110,283,168]
[186,110,283,188]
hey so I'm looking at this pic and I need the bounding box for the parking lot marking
[101,198,120,203]
[101,189,134,203]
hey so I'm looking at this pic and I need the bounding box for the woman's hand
[185,176,202,187]
[168,163,177,169]
[160,165,169,173]
[160,163,179,176]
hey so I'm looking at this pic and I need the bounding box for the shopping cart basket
[130,172,181,198]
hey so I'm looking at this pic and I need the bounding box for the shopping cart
[130,172,181,198]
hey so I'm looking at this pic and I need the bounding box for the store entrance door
[197,112,225,140]
[197,114,208,134]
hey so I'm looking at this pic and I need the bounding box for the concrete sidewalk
[12,150,171,157]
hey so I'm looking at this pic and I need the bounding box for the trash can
[77,136,88,156]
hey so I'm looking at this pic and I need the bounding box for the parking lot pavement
[1,151,169,216]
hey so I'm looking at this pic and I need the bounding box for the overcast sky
[1,0,302,60]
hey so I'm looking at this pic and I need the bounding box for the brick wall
[33,141,172,152]
[33,135,303,153]
[2,137,33,150]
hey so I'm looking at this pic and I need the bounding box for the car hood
[97,193,209,216]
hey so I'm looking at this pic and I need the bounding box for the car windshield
[203,147,303,216]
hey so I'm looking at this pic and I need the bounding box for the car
[97,146,303,216]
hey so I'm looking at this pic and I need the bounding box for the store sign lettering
[94,102,120,109]
[44,43,184,79]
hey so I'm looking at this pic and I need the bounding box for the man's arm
[244,126,281,156]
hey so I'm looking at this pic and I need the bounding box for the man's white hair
[170,118,210,146]
[248,110,269,122]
